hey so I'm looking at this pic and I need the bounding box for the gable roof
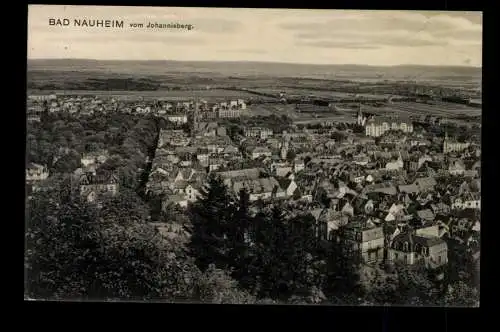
[398,184,419,194]
[277,178,293,190]
[233,177,282,195]
[218,168,262,180]
[80,172,118,185]
[392,232,446,249]
[310,208,323,221]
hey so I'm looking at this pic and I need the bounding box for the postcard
[26,5,481,306]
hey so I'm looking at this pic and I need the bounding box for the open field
[28,88,274,102]
[247,100,481,126]
[248,87,396,100]
[391,102,481,117]
[27,60,481,126]
[28,59,482,84]
[248,103,357,123]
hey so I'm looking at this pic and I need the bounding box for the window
[394,252,399,260]
[437,255,442,264]
[403,242,409,252]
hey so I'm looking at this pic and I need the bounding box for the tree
[252,205,289,300]
[227,189,253,281]
[228,125,243,141]
[25,179,251,302]
[188,174,236,271]
[441,281,479,307]
[98,188,150,226]
[193,264,256,304]
[51,150,82,174]
[365,267,400,305]
[326,227,363,299]
[331,132,345,142]
[285,214,327,302]
[286,150,297,162]
[393,262,441,305]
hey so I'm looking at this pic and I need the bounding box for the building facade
[365,117,414,137]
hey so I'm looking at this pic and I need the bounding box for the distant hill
[27,59,482,82]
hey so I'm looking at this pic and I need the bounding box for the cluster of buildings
[26,148,119,204]
[26,92,481,276]
[138,109,480,275]
[26,94,248,124]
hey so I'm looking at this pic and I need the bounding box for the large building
[443,132,470,154]
[218,108,241,119]
[365,116,414,137]
[340,219,385,264]
[244,127,274,139]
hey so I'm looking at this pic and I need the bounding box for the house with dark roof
[388,231,448,269]
[276,178,298,197]
[232,177,284,201]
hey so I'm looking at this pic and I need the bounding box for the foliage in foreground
[25,175,479,306]
[25,185,254,303]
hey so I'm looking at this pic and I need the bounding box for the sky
[27,5,483,67]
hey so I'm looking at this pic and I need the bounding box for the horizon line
[27,58,482,69]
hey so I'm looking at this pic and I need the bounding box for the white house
[185,184,201,202]
[26,163,49,181]
[167,114,188,124]
[251,147,272,160]
[385,154,404,171]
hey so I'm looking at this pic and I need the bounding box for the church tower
[281,138,289,161]
[357,103,365,126]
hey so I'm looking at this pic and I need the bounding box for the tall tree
[188,174,235,271]
[285,213,327,303]
[228,188,252,282]
[326,226,363,299]
[256,205,289,300]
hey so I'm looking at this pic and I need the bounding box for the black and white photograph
[25,5,481,306]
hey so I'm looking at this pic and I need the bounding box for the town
[25,85,480,305]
